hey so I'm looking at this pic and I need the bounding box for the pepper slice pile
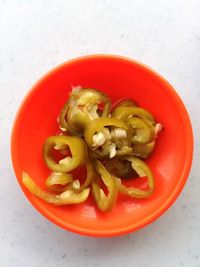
[22,87,162,211]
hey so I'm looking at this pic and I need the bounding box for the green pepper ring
[43,135,88,173]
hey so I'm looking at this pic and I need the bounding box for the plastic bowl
[11,55,193,237]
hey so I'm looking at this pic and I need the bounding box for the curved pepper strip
[22,172,90,205]
[67,159,96,192]
[92,160,117,211]
[116,99,137,107]
[45,172,73,193]
[59,102,78,134]
[84,117,132,158]
[43,136,88,173]
[126,117,155,144]
[111,99,137,112]
[79,159,95,191]
[112,106,156,126]
[116,156,154,198]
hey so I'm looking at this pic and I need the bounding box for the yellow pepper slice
[43,135,88,173]
[92,160,117,211]
[116,156,154,198]
[22,172,90,205]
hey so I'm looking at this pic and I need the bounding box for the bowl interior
[11,55,193,236]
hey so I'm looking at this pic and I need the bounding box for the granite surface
[0,1,200,266]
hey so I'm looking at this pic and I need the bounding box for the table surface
[0,1,200,267]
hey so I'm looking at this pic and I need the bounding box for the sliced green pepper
[45,172,73,193]
[84,117,132,158]
[60,88,111,135]
[67,105,95,134]
[22,172,90,205]
[111,99,137,111]
[59,102,77,134]
[116,156,154,198]
[126,117,155,144]
[43,135,88,173]
[92,160,117,211]
[112,106,155,126]
[79,159,95,191]
[67,159,95,192]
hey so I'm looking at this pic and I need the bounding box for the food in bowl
[11,55,193,236]
[22,86,162,211]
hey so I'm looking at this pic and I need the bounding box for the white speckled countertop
[0,1,200,266]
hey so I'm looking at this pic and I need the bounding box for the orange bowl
[11,55,193,237]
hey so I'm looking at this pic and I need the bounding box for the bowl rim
[11,54,194,237]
